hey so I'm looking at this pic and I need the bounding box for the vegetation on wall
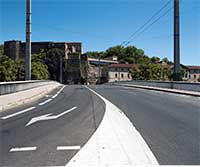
[0,45,49,82]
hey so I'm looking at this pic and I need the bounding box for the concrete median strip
[66,86,159,166]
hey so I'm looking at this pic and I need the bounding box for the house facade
[108,64,135,82]
[185,66,200,82]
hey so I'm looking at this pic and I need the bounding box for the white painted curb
[66,86,159,166]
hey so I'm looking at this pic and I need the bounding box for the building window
[189,75,191,79]
[72,46,76,53]
[128,74,130,78]
[115,73,117,78]
[194,74,196,79]
[121,73,124,78]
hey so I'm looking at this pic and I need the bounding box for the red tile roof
[186,66,200,70]
[109,64,137,68]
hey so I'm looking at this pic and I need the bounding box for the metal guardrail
[113,80,200,92]
[0,80,59,95]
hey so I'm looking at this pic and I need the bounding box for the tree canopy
[85,45,151,65]
[0,45,49,82]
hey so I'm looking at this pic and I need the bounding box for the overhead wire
[121,0,172,46]
[124,6,173,46]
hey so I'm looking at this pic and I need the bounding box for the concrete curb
[0,83,62,112]
[115,83,200,97]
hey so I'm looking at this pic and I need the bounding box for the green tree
[15,58,25,81]
[151,56,160,63]
[162,57,169,64]
[105,45,125,60]
[0,54,16,81]
[44,48,64,81]
[130,66,140,80]
[85,51,99,58]
[150,64,163,80]
[0,45,4,55]
[31,61,49,80]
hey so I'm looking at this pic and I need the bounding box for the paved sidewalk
[116,83,200,97]
[0,82,61,112]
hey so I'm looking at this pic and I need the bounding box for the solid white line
[52,94,58,99]
[38,98,52,106]
[10,147,37,152]
[52,85,65,99]
[57,146,81,150]
[66,86,159,166]
[1,107,36,120]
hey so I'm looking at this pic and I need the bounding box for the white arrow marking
[25,106,77,127]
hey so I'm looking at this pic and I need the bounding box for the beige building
[185,66,200,82]
[108,64,135,82]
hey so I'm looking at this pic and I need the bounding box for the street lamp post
[25,0,31,80]
[173,0,180,81]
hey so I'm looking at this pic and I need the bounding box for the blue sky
[0,0,199,65]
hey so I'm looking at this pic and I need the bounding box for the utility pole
[98,56,101,84]
[25,0,31,80]
[60,55,63,83]
[173,0,180,81]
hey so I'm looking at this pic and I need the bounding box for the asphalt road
[0,85,199,166]
[0,85,105,166]
[89,85,200,165]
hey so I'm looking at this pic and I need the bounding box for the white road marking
[52,94,58,99]
[1,107,36,120]
[66,86,159,166]
[52,85,65,99]
[26,106,77,126]
[38,98,52,106]
[10,147,37,152]
[57,146,81,151]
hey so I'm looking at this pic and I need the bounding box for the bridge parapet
[0,80,59,95]
[113,80,200,92]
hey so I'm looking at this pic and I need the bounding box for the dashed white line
[57,146,81,151]
[38,98,52,106]
[10,147,37,152]
[1,107,36,120]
